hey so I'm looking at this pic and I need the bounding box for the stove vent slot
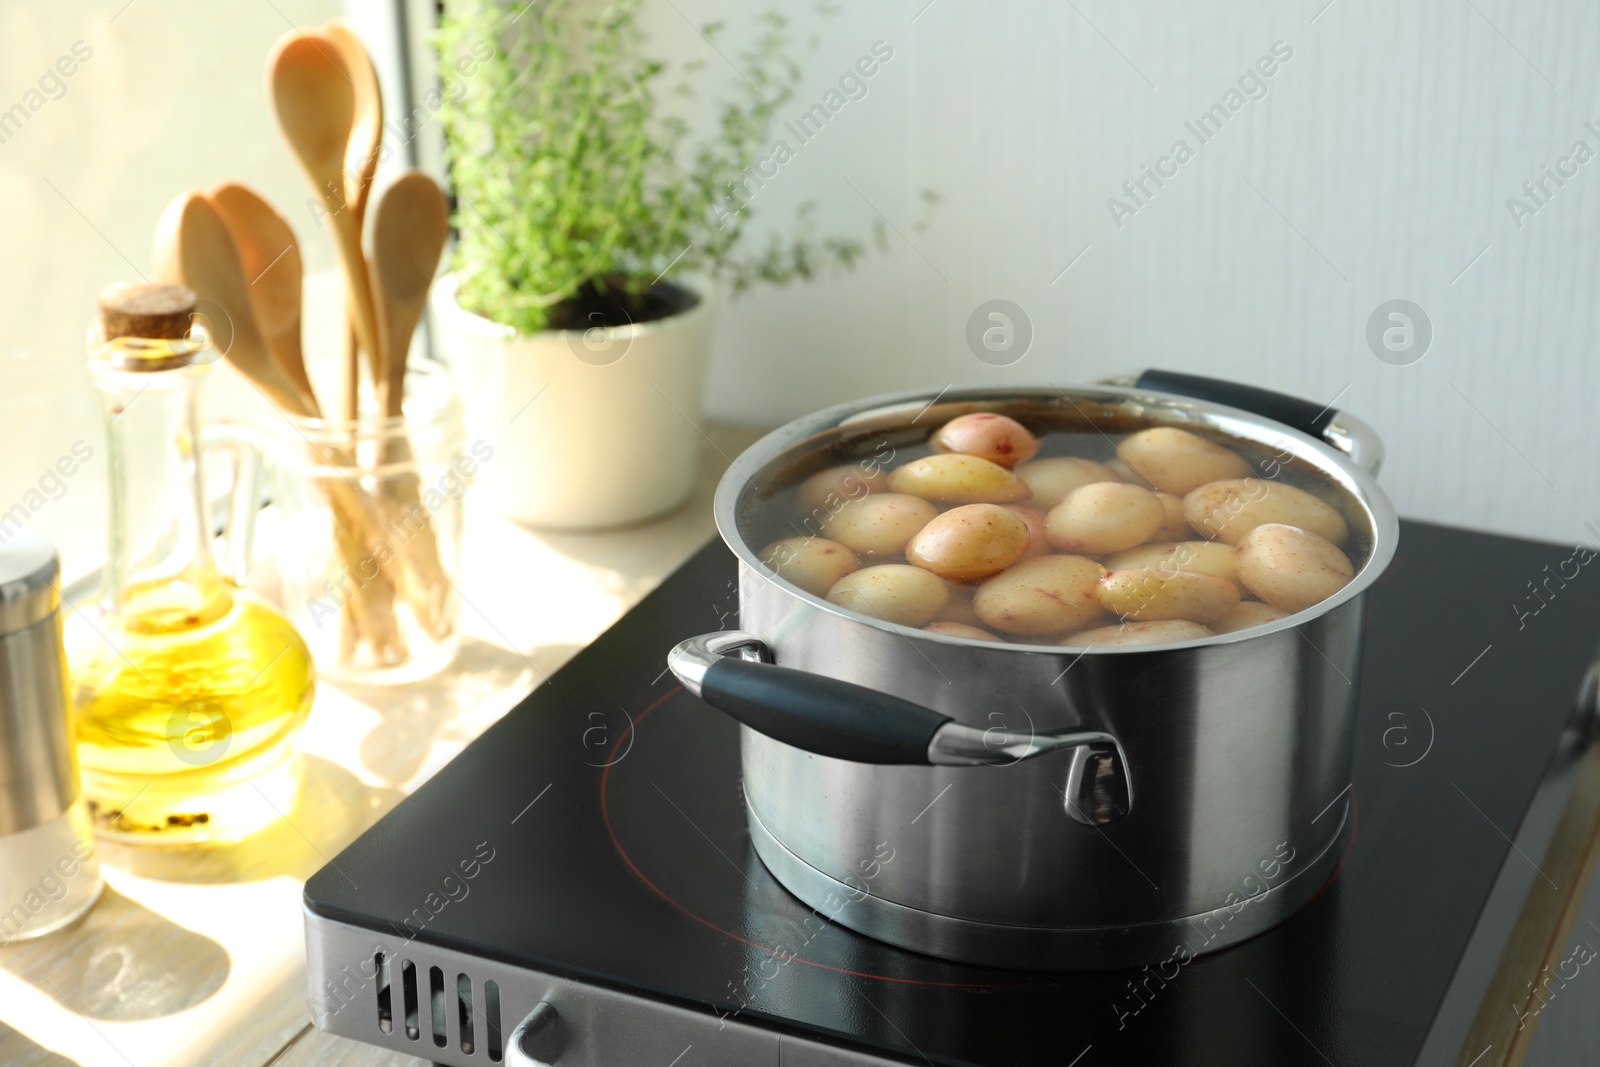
[374,952,392,1034]
[379,954,501,1059]
[429,965,448,1047]
[485,978,504,1062]
[401,960,420,1041]
[457,973,476,1055]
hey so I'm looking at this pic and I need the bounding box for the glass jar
[70,324,316,845]
[266,360,469,684]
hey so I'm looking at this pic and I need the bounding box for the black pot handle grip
[1134,369,1333,438]
[666,632,949,764]
[702,657,950,764]
[667,632,1135,827]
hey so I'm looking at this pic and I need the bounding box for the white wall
[669,0,1599,545]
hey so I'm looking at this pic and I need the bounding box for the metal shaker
[0,526,101,942]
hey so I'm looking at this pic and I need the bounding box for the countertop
[0,422,765,1067]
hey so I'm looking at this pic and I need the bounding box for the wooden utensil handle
[332,219,380,383]
[1457,711,1600,1066]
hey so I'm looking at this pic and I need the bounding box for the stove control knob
[507,1001,562,1066]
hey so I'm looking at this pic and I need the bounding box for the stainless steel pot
[669,371,1396,971]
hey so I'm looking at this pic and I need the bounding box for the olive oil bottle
[67,283,314,844]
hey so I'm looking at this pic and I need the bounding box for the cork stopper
[96,282,197,342]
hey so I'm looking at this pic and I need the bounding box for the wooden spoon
[267,31,381,388]
[152,191,312,417]
[367,171,452,638]
[370,171,450,417]
[207,182,320,416]
[321,20,380,422]
[322,21,383,421]
[323,20,383,229]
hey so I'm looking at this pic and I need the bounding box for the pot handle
[668,631,1132,823]
[1130,368,1385,475]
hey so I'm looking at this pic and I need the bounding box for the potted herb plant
[433,0,891,528]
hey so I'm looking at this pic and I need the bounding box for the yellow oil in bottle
[70,582,315,843]
[74,285,318,845]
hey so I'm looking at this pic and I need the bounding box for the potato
[826,564,950,627]
[1151,492,1189,541]
[905,504,1032,581]
[1104,457,1152,487]
[932,585,986,627]
[923,621,1004,642]
[931,412,1040,467]
[1234,523,1355,614]
[973,555,1106,636]
[1061,620,1213,647]
[1097,568,1240,624]
[758,537,859,597]
[1213,600,1287,634]
[1004,505,1051,558]
[821,493,938,556]
[797,462,890,515]
[1102,540,1237,583]
[889,454,1030,505]
[1046,482,1165,555]
[1183,478,1350,546]
[1016,457,1123,509]
[1117,427,1252,496]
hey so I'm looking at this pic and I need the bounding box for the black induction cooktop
[304,520,1600,1066]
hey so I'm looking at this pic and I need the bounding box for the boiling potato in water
[1004,505,1050,558]
[822,493,938,556]
[889,454,1030,505]
[932,588,985,627]
[1151,492,1190,541]
[931,413,1041,468]
[924,620,1004,642]
[826,565,950,627]
[1097,568,1240,624]
[906,504,1032,581]
[1016,457,1123,509]
[1046,482,1165,555]
[1214,601,1286,634]
[974,555,1106,636]
[1102,540,1237,583]
[797,463,889,514]
[758,537,860,597]
[1104,457,1151,487]
[1234,523,1355,614]
[759,412,1366,644]
[1117,427,1252,496]
[1062,620,1213,647]
[1183,478,1350,546]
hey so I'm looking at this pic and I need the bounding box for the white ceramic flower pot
[431,275,717,529]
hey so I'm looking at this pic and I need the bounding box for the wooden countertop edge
[1455,737,1600,1066]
